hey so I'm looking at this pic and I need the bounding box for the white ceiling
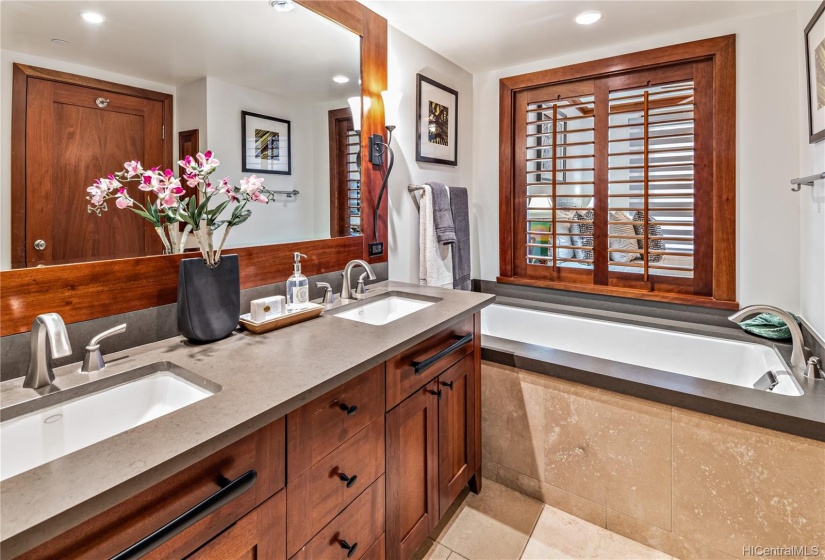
[1,1,362,103]
[360,0,814,73]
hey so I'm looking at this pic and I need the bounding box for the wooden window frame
[499,35,737,309]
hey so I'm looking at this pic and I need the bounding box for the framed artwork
[416,74,458,166]
[242,111,291,174]
[805,1,825,143]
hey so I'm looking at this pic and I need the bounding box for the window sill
[496,276,739,311]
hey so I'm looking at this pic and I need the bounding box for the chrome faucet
[24,313,72,389]
[729,305,811,376]
[81,324,126,373]
[341,259,376,300]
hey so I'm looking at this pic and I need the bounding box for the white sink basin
[0,365,218,481]
[334,295,435,326]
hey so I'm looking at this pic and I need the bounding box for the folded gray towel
[428,182,456,245]
[449,186,471,291]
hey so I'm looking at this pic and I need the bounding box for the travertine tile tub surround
[482,362,825,560]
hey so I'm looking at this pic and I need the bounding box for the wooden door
[385,380,440,560]
[21,73,169,266]
[328,107,361,237]
[187,491,286,560]
[438,354,476,513]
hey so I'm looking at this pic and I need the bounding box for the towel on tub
[419,185,454,288]
[427,182,456,245]
[449,186,471,290]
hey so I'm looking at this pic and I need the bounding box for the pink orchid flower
[124,160,142,178]
[196,150,220,171]
[240,175,268,204]
[115,188,133,209]
[184,172,201,188]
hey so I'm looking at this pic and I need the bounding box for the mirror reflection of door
[328,108,361,237]
[13,66,171,268]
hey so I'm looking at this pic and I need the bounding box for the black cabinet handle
[428,389,443,399]
[441,380,454,390]
[412,333,473,376]
[339,473,358,488]
[339,403,358,415]
[340,539,359,558]
[111,470,257,560]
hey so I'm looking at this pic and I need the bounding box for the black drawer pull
[111,470,257,560]
[339,473,358,488]
[339,402,358,415]
[428,389,443,399]
[412,333,473,376]
[340,539,359,558]
[441,380,454,390]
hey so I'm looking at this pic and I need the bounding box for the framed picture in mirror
[416,74,458,166]
[242,111,292,174]
[805,0,825,143]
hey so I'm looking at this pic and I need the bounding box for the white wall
[386,27,474,283]
[471,8,803,314]
[0,49,177,269]
[797,4,825,338]
[177,78,208,150]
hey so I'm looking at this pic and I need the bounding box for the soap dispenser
[286,252,309,311]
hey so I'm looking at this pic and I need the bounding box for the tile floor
[413,479,674,560]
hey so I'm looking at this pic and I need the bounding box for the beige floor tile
[430,479,543,560]
[521,505,672,560]
[412,538,453,560]
[447,553,470,560]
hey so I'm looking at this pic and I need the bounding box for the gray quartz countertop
[0,281,494,558]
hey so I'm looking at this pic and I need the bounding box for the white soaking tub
[481,304,803,397]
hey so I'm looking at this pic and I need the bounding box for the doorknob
[34,240,46,250]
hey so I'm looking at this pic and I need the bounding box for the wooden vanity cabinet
[15,419,286,560]
[385,314,482,560]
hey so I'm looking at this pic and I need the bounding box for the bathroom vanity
[0,283,494,560]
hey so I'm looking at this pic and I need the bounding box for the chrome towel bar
[790,172,825,191]
[408,184,425,211]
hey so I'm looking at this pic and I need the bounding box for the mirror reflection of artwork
[816,38,824,109]
[805,2,825,143]
[242,111,290,174]
[427,101,449,146]
[255,129,280,161]
[416,74,459,166]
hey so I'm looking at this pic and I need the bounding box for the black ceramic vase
[177,254,240,343]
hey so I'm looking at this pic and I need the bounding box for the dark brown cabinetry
[12,313,482,560]
[386,380,441,560]
[385,317,481,560]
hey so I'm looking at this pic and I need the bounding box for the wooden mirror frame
[0,0,388,336]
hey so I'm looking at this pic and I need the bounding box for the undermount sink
[334,294,437,326]
[0,362,220,481]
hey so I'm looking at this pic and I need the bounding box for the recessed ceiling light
[332,75,350,84]
[51,39,70,47]
[80,11,105,24]
[269,0,295,12]
[575,11,602,25]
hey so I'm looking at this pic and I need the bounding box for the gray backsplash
[0,262,388,382]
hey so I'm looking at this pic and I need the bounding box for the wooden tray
[239,303,324,334]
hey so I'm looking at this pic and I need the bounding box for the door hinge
[162,125,165,140]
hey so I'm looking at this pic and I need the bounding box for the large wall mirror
[2,0,365,269]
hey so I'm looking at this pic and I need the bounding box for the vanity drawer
[290,476,385,560]
[386,316,474,410]
[287,364,385,480]
[287,417,385,557]
[17,419,285,560]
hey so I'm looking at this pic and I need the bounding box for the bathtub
[481,304,803,397]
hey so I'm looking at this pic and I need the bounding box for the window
[500,36,736,308]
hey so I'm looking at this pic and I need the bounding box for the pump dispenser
[286,252,309,311]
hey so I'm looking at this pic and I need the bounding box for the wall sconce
[371,90,401,243]
[347,96,371,169]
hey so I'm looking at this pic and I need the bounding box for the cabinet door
[438,354,476,513]
[187,490,285,560]
[385,380,440,560]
